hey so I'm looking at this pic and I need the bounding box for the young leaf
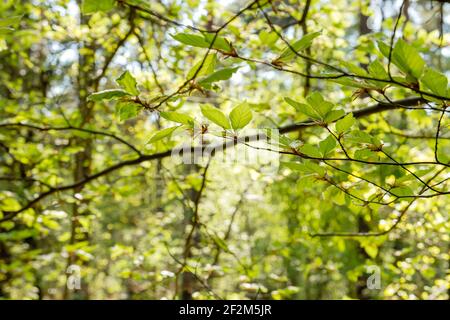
[259,30,278,46]
[275,32,321,63]
[229,103,252,130]
[377,40,389,55]
[281,161,306,172]
[116,71,139,96]
[187,53,217,79]
[303,160,325,176]
[82,0,114,14]
[335,113,355,134]
[159,111,195,126]
[87,89,130,102]
[324,109,345,123]
[347,130,373,144]
[298,144,321,158]
[366,60,390,88]
[331,78,368,89]
[0,15,23,28]
[420,68,448,97]
[284,97,321,120]
[200,105,230,129]
[392,39,425,79]
[147,126,180,144]
[378,39,425,79]
[362,244,378,259]
[0,27,14,35]
[368,60,388,80]
[266,129,294,148]
[115,101,142,121]
[282,161,325,176]
[390,186,413,197]
[172,33,209,48]
[354,149,376,160]
[198,67,239,88]
[340,61,368,77]
[319,135,336,156]
[306,92,334,118]
[172,33,233,53]
[203,34,233,53]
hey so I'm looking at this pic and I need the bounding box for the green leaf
[378,39,425,79]
[303,161,325,176]
[266,130,294,148]
[377,40,390,57]
[229,103,252,130]
[187,53,217,79]
[0,27,14,35]
[200,105,230,129]
[363,244,378,259]
[172,33,208,47]
[340,61,368,77]
[0,229,38,241]
[116,70,139,96]
[367,60,389,88]
[390,186,413,197]
[324,109,345,123]
[203,33,233,53]
[87,89,130,101]
[306,92,334,118]
[354,149,376,160]
[282,161,325,176]
[281,161,305,171]
[298,144,321,158]
[392,39,425,79]
[368,60,388,79]
[115,101,142,121]
[172,33,233,53]
[284,97,321,120]
[335,113,355,134]
[319,135,336,156]
[281,160,325,176]
[259,30,278,46]
[210,232,230,252]
[147,126,180,144]
[347,130,373,144]
[0,15,23,28]
[82,0,114,14]
[198,67,239,88]
[275,31,321,63]
[160,111,195,126]
[331,78,367,89]
[420,68,448,97]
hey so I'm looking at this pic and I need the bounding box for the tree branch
[0,97,438,223]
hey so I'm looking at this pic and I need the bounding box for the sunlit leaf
[198,67,239,88]
[147,126,180,144]
[115,101,141,121]
[187,53,217,79]
[420,68,448,97]
[335,113,355,134]
[87,89,130,101]
[229,103,252,130]
[200,105,230,129]
[284,97,321,120]
[378,39,425,79]
[82,0,114,14]
[116,70,139,96]
[299,144,321,158]
[275,32,321,63]
[319,135,336,156]
[160,111,195,126]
